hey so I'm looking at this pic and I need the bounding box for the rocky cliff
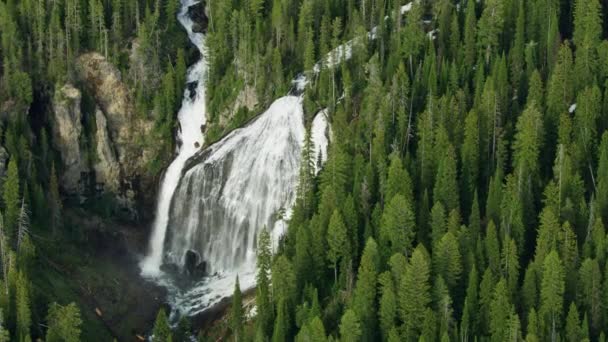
[51,53,157,218]
[51,84,87,193]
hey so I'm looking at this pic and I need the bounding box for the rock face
[51,84,87,193]
[93,108,121,193]
[50,53,158,218]
[219,85,258,127]
[77,52,151,178]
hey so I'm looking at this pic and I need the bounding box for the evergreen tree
[461,110,480,212]
[272,300,288,342]
[3,159,20,243]
[380,194,415,258]
[598,132,608,225]
[463,0,478,69]
[572,0,602,90]
[327,210,348,283]
[256,229,273,338]
[578,258,602,335]
[565,303,581,342]
[378,272,396,340]
[153,309,172,342]
[231,277,243,342]
[351,238,379,341]
[46,303,82,342]
[434,232,462,290]
[489,278,515,341]
[540,250,565,341]
[477,0,505,63]
[461,265,479,340]
[16,271,30,342]
[400,244,431,340]
[339,309,362,342]
[433,144,460,213]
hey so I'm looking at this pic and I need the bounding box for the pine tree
[598,132,608,225]
[477,0,505,64]
[461,110,480,212]
[380,194,415,258]
[351,238,379,341]
[430,202,447,248]
[339,309,362,342]
[434,232,462,289]
[153,309,172,342]
[460,265,479,340]
[572,0,602,90]
[463,0,478,69]
[433,144,460,213]
[327,210,348,283]
[3,159,19,244]
[502,238,519,297]
[15,271,31,342]
[46,302,82,342]
[272,299,288,342]
[231,277,243,342]
[384,154,413,205]
[256,229,273,338]
[573,86,601,170]
[546,43,574,134]
[565,302,581,342]
[272,256,296,310]
[400,244,431,340]
[540,250,565,341]
[378,272,396,339]
[513,103,544,192]
[401,2,424,75]
[509,0,525,97]
[578,258,602,335]
[485,221,501,275]
[489,278,515,341]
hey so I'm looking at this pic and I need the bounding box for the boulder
[188,1,209,33]
[51,84,87,193]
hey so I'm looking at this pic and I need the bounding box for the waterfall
[139,0,355,316]
[166,96,305,274]
[165,98,329,316]
[140,0,207,277]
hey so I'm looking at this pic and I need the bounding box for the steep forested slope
[205,0,608,341]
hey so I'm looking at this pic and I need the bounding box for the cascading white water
[166,96,305,273]
[140,0,207,277]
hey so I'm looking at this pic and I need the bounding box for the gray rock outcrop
[93,108,121,193]
[51,84,87,193]
[76,52,155,191]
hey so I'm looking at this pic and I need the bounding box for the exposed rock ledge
[51,53,156,217]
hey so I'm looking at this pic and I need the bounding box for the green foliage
[3,159,20,244]
[339,309,361,342]
[399,245,431,340]
[153,309,172,342]
[230,277,243,342]
[46,303,82,342]
[380,195,415,259]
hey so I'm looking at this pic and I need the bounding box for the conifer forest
[1,0,608,341]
